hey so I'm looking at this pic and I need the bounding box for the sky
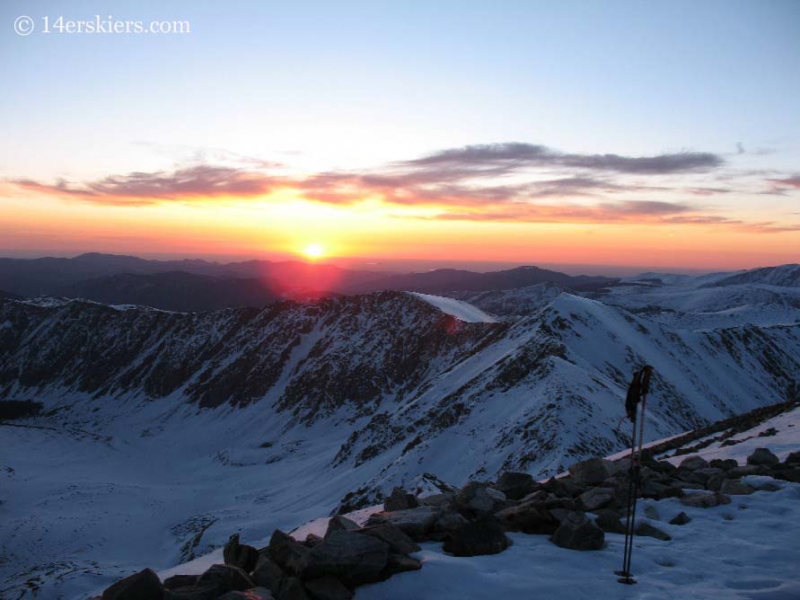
[1,0,799,273]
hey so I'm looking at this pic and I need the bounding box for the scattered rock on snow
[442,518,512,557]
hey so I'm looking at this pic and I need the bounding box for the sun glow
[302,243,326,260]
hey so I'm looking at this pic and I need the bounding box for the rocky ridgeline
[95,447,800,600]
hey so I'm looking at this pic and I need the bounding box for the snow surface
[408,292,498,323]
[151,407,800,600]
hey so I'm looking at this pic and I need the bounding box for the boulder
[549,512,604,551]
[196,565,255,598]
[635,522,671,541]
[382,554,422,578]
[728,465,763,478]
[594,509,626,534]
[324,516,360,539]
[669,512,691,526]
[418,492,455,508]
[252,555,285,596]
[643,505,660,521]
[720,479,756,495]
[304,577,352,600]
[680,492,731,508]
[678,455,709,471]
[495,502,559,535]
[710,458,739,471]
[224,534,259,573]
[784,451,800,465]
[383,487,419,512]
[747,448,779,467]
[304,534,324,548]
[432,511,470,538]
[357,524,421,554]
[775,467,800,483]
[496,472,539,500]
[442,518,512,557]
[163,575,199,590]
[217,589,273,600]
[456,482,504,515]
[267,531,312,576]
[578,487,615,512]
[304,530,389,586]
[102,568,164,600]
[365,506,441,541]
[277,577,310,600]
[568,458,613,486]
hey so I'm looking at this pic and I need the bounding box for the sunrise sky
[2,0,799,273]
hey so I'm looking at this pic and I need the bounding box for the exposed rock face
[266,531,312,577]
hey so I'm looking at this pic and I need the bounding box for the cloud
[13,165,281,205]
[767,175,800,189]
[8,141,796,235]
[404,143,724,176]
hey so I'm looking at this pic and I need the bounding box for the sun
[302,243,326,260]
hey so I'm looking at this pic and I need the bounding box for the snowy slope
[408,292,498,323]
[1,268,799,598]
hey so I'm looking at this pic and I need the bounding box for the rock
[442,518,512,557]
[252,555,285,596]
[720,479,756,495]
[669,512,691,526]
[365,506,441,541]
[432,511,470,537]
[784,451,800,465]
[418,492,455,508]
[495,502,559,535]
[747,448,779,467]
[549,512,604,551]
[224,534,260,573]
[163,575,199,590]
[383,487,419,512]
[690,468,724,485]
[324,516,360,539]
[635,522,671,541]
[456,482,502,515]
[198,565,255,593]
[568,458,614,486]
[164,582,221,600]
[710,458,738,471]
[304,530,389,586]
[304,577,352,600]
[678,455,709,471]
[102,568,164,600]
[277,577,310,600]
[496,472,539,501]
[594,509,626,534]
[382,554,422,578]
[520,489,549,504]
[217,589,273,600]
[728,465,763,478]
[267,531,312,576]
[578,487,615,512]
[680,492,731,508]
[706,473,725,492]
[305,534,324,548]
[358,524,421,554]
[775,467,800,483]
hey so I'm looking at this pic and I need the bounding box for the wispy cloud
[13,165,282,206]
[7,142,798,234]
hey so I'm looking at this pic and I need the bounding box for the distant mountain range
[0,253,616,311]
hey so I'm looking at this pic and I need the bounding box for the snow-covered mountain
[1,265,799,598]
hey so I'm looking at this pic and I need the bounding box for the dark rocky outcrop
[549,512,605,551]
[102,568,164,600]
[224,534,259,573]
